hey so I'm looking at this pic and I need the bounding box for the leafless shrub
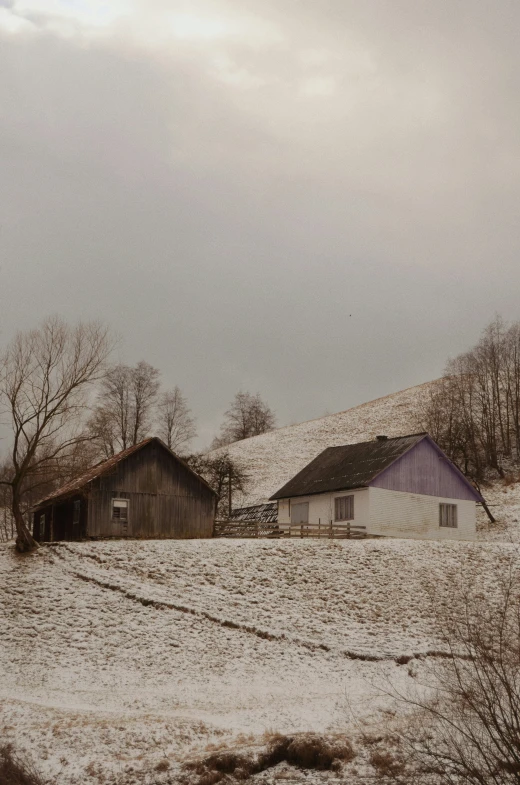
[0,745,44,785]
[294,735,353,769]
[398,554,520,785]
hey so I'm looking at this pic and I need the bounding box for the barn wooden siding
[371,438,478,500]
[34,494,87,542]
[87,441,215,539]
[32,438,216,541]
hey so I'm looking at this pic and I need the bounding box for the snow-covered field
[208,381,435,505]
[1,534,518,784]
[3,381,520,784]
[477,478,520,541]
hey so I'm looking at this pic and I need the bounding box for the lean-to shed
[32,437,217,542]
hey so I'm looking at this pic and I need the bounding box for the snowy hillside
[0,537,515,785]
[209,381,435,505]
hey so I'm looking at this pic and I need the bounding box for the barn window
[439,503,457,528]
[291,502,309,524]
[73,500,80,525]
[335,495,354,521]
[112,499,128,522]
[39,514,45,540]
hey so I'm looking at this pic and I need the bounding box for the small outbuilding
[32,437,217,542]
[270,433,484,541]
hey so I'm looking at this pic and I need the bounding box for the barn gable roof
[269,433,483,502]
[34,437,217,508]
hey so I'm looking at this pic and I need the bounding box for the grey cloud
[1,1,520,448]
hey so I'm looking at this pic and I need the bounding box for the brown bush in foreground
[183,732,355,783]
[0,746,43,785]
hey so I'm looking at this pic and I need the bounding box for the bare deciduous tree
[0,317,111,552]
[185,452,248,517]
[157,386,196,453]
[90,361,160,455]
[215,391,276,446]
[421,316,520,483]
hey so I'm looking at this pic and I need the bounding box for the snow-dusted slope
[210,381,435,505]
[0,537,513,784]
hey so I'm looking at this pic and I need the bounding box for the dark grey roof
[269,434,426,500]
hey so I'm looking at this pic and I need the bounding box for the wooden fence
[281,522,366,539]
[214,520,366,540]
[214,520,281,538]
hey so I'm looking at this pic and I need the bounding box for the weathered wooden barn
[32,437,217,542]
[270,433,484,541]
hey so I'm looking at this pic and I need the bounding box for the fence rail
[281,522,366,539]
[213,520,281,538]
[214,520,366,540]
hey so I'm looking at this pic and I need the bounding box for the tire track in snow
[50,545,453,665]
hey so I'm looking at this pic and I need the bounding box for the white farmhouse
[270,433,483,541]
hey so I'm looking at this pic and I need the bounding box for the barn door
[291,502,309,524]
[111,498,129,536]
[72,500,81,540]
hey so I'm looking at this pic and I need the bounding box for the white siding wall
[277,489,369,532]
[277,488,476,541]
[368,487,476,541]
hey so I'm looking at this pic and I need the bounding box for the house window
[73,500,80,526]
[112,498,128,522]
[39,514,45,540]
[335,495,354,521]
[439,503,457,528]
[291,502,309,524]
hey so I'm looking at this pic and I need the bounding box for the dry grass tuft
[503,472,520,486]
[369,748,406,777]
[184,732,355,783]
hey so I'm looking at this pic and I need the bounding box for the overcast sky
[1,0,520,447]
